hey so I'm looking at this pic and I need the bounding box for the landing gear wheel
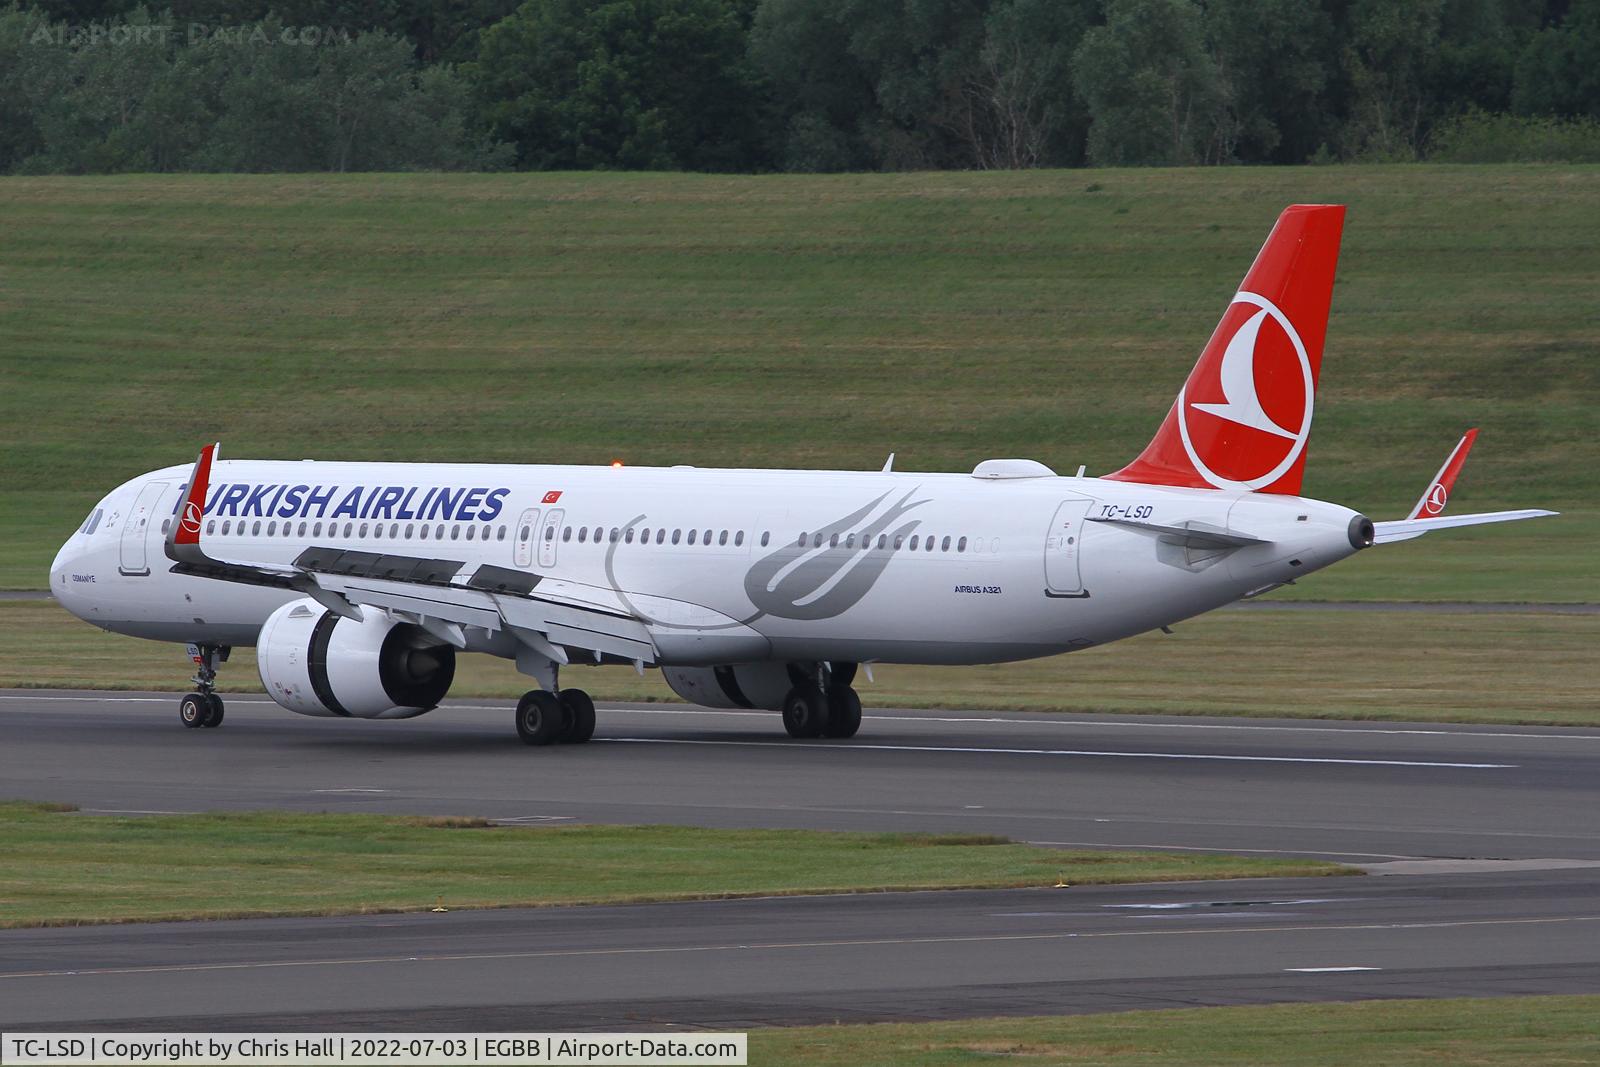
[179,692,209,729]
[823,685,861,738]
[559,689,596,744]
[201,693,225,728]
[782,683,828,739]
[515,690,564,746]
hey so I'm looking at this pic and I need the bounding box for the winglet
[166,442,218,562]
[1406,429,1477,520]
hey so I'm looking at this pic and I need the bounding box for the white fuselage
[51,458,1366,669]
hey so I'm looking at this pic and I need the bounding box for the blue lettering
[266,485,288,515]
[480,488,509,522]
[458,487,487,521]
[331,487,364,519]
[243,484,274,517]
[304,485,336,517]
[215,484,249,517]
[395,485,420,520]
[370,486,404,519]
[427,487,463,521]
[278,485,308,518]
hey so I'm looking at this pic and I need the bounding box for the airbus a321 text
[51,205,1556,743]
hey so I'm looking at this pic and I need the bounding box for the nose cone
[50,536,89,619]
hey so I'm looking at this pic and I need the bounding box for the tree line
[3,0,1599,174]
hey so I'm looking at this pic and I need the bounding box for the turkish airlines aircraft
[50,205,1555,744]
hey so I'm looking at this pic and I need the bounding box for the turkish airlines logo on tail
[179,500,203,535]
[1422,482,1448,516]
[1177,291,1315,490]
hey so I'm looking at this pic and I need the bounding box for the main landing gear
[179,644,229,729]
[781,663,862,740]
[515,687,597,746]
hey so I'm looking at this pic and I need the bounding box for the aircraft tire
[516,690,564,746]
[782,683,827,739]
[179,693,209,729]
[560,689,596,744]
[823,685,861,738]
[202,693,225,728]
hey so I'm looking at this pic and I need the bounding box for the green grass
[5,600,1593,725]
[2,167,1596,596]
[750,996,1600,1065]
[0,802,1344,927]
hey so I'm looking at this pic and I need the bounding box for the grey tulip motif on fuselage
[742,489,927,620]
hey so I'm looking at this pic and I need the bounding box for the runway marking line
[599,737,1515,769]
[1285,966,1382,972]
[3,915,1596,982]
[4,694,1596,743]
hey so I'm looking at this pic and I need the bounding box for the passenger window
[640,527,650,542]
[359,523,368,537]
[688,529,698,545]
[797,532,807,546]
[719,530,728,546]
[522,524,533,541]
[735,530,745,547]
[762,532,771,547]
[578,527,589,543]
[545,526,555,541]
[927,536,936,551]
[405,524,414,539]
[466,526,476,541]
[610,528,620,543]
[908,535,917,550]
[894,535,904,549]
[390,523,400,538]
[625,528,635,544]
[299,521,308,536]
[451,524,461,540]
[497,525,506,541]
[958,536,968,552]
[311,522,320,536]
[844,533,855,548]
[877,534,887,549]
[206,520,216,535]
[562,527,572,542]
[655,529,665,544]
[941,535,951,551]
[672,529,682,544]
[221,520,232,535]
[420,524,430,540]
[435,524,444,540]
[811,532,822,548]
[267,521,276,536]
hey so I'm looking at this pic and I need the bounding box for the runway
[4,870,1598,1030]
[4,689,1600,1030]
[4,690,1600,861]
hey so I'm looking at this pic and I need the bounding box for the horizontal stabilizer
[1373,509,1558,544]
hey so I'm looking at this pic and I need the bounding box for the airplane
[49,204,1556,745]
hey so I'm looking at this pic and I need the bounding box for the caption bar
[1,1034,747,1066]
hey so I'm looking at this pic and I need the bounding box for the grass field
[0,802,1342,927]
[6,599,1593,725]
[1,166,1595,596]
[750,996,1600,1065]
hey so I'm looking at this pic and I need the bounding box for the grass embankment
[0,802,1343,928]
[2,167,1596,597]
[5,600,1593,726]
[751,996,1600,1066]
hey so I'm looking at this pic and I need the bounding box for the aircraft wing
[163,444,657,667]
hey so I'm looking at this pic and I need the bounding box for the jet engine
[256,597,455,719]
[662,663,799,710]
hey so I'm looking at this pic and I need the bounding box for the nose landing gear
[179,643,228,729]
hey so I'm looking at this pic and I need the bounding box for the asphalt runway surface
[4,689,1599,1031]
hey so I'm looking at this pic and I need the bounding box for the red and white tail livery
[1109,204,1344,494]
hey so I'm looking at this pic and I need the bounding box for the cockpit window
[80,509,104,535]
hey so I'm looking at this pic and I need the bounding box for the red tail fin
[1107,204,1345,495]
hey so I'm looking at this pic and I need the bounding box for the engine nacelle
[256,598,455,719]
[662,663,799,710]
